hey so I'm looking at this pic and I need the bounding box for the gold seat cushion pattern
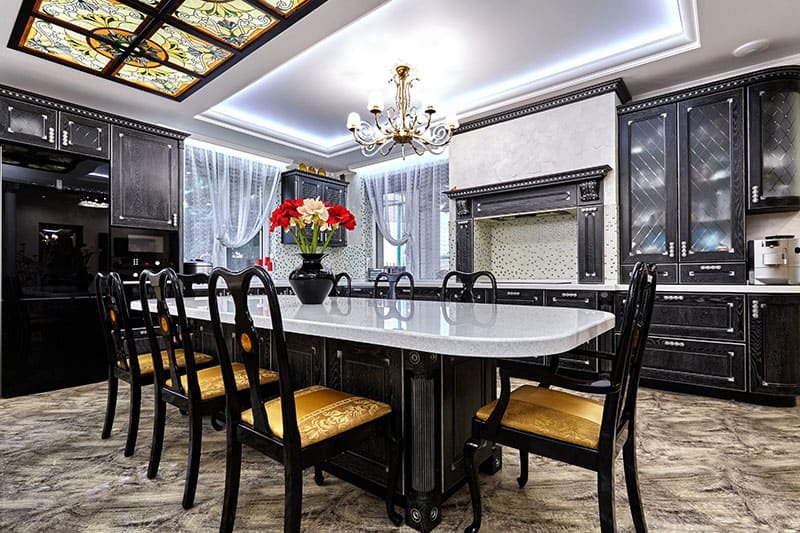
[241,385,392,448]
[475,385,604,449]
[123,349,215,376]
[166,363,278,401]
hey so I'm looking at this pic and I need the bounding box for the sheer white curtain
[184,142,282,266]
[362,154,449,279]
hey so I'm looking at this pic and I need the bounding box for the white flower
[297,197,329,225]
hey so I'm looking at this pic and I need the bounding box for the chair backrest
[601,262,657,442]
[330,272,352,297]
[139,268,201,397]
[95,272,139,375]
[208,266,302,451]
[177,272,209,298]
[373,271,415,300]
[441,270,497,303]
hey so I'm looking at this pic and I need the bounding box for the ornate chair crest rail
[208,266,403,533]
[330,272,352,297]
[441,270,497,303]
[463,262,657,533]
[373,271,415,300]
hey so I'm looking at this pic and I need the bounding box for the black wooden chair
[329,272,352,297]
[209,266,403,533]
[178,272,209,297]
[373,271,415,300]
[139,268,279,509]
[441,270,497,303]
[463,262,657,533]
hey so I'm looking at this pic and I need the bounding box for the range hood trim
[445,165,611,199]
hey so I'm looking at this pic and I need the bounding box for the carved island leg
[405,351,441,532]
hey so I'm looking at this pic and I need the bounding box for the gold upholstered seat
[166,363,278,401]
[126,349,215,376]
[475,385,604,449]
[241,385,392,448]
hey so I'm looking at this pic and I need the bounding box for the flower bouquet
[269,198,356,303]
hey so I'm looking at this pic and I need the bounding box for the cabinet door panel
[578,205,603,283]
[322,183,347,247]
[455,219,473,272]
[284,333,323,390]
[111,127,179,229]
[678,89,745,262]
[0,97,57,148]
[620,263,677,284]
[748,80,800,212]
[619,105,678,264]
[749,295,800,394]
[59,112,109,159]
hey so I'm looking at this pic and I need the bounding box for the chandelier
[346,65,459,158]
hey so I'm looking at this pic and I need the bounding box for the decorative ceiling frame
[8,0,327,100]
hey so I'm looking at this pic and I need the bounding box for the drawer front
[620,263,677,284]
[474,184,575,218]
[679,263,746,284]
[416,287,443,301]
[350,286,373,298]
[615,292,745,341]
[630,335,746,391]
[496,288,544,306]
[545,290,597,309]
[558,353,600,374]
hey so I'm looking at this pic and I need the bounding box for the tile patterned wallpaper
[268,176,374,280]
[472,212,578,280]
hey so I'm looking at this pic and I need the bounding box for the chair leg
[623,434,647,532]
[385,432,403,526]
[463,438,482,533]
[517,449,528,488]
[124,383,141,457]
[101,374,118,439]
[314,464,325,486]
[220,431,242,533]
[597,459,617,533]
[147,389,166,479]
[284,464,303,533]
[182,407,203,509]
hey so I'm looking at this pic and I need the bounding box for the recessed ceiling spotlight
[732,39,770,58]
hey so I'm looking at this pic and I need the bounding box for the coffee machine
[748,235,800,284]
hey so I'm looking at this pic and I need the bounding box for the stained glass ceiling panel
[9,0,328,100]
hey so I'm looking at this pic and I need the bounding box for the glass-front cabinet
[619,104,678,264]
[748,79,800,212]
[678,89,745,263]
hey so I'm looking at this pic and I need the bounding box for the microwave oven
[110,227,179,280]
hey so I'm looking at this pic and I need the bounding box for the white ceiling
[1,0,799,171]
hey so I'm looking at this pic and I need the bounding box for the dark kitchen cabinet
[677,90,745,264]
[619,91,746,283]
[326,339,402,488]
[283,333,324,390]
[58,112,110,159]
[281,170,348,247]
[0,96,57,149]
[578,205,603,283]
[111,126,180,230]
[455,219,473,272]
[748,294,800,395]
[747,79,800,212]
[546,289,599,375]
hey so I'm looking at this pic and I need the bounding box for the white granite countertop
[132,296,615,358]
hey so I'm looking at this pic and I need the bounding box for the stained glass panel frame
[8,0,328,100]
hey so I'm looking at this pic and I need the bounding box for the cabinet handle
[680,241,688,257]
[336,349,342,360]
[172,213,178,227]
[751,185,760,203]
[62,129,69,146]
[751,300,760,319]
[48,127,55,144]
[40,114,48,139]
[96,127,103,151]
[668,241,675,257]
[506,291,520,296]
[6,106,14,133]
[663,340,686,348]
[687,269,736,277]
[662,295,684,301]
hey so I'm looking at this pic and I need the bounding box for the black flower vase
[288,253,334,304]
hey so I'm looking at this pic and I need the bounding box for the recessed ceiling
[200,0,698,157]
[8,0,326,99]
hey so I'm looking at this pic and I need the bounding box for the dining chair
[139,268,279,509]
[330,272,352,297]
[209,266,404,533]
[96,271,157,457]
[441,270,497,303]
[373,271,415,300]
[463,262,657,533]
[177,272,209,297]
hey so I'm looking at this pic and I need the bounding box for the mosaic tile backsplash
[472,211,579,280]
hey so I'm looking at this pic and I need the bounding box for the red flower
[269,198,304,232]
[328,204,356,230]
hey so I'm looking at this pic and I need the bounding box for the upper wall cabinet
[748,79,800,212]
[0,96,57,149]
[111,126,180,230]
[281,170,349,247]
[58,112,109,159]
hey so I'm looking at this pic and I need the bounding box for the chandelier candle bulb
[447,113,460,130]
[368,91,385,113]
[347,112,361,130]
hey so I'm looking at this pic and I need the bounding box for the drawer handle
[688,270,735,277]
[668,241,675,258]
[751,300,760,319]
[663,340,686,348]
[561,292,578,298]
[751,185,760,203]
[662,295,684,301]
[506,291,520,296]
[680,241,688,257]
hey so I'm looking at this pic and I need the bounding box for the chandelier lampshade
[347,65,459,158]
